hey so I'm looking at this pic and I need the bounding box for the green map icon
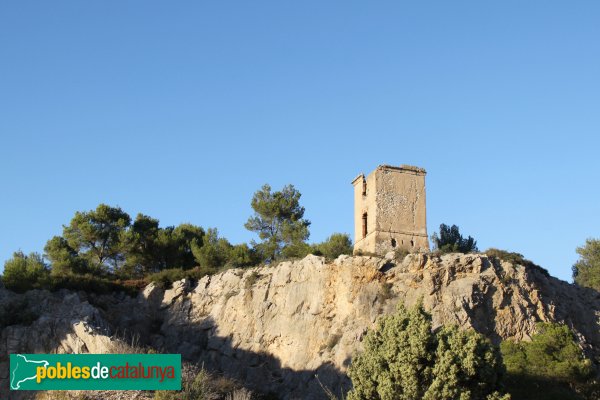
[10,354,49,390]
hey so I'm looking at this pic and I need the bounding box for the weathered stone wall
[352,171,377,249]
[353,165,428,254]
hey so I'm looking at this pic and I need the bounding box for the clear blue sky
[1,1,598,282]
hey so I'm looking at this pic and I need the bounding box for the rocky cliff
[2,253,599,399]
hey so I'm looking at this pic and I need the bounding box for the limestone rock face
[0,290,113,355]
[0,289,124,399]
[1,253,599,399]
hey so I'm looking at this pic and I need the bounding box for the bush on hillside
[146,267,214,289]
[2,252,49,293]
[500,322,595,399]
[280,241,313,259]
[347,301,509,400]
[485,248,549,277]
[46,273,138,296]
[1,251,138,295]
[0,297,39,327]
[313,233,353,260]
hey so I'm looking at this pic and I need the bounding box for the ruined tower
[352,165,429,255]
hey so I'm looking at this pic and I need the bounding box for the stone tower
[352,165,429,255]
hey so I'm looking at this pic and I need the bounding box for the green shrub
[313,233,353,260]
[281,241,313,259]
[485,248,549,276]
[0,297,39,327]
[147,266,214,289]
[226,243,260,268]
[2,252,49,292]
[46,273,138,296]
[347,302,509,400]
[192,229,260,270]
[501,322,594,399]
[148,268,188,287]
[2,250,140,295]
[192,228,231,269]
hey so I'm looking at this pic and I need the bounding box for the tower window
[391,238,397,247]
[410,240,414,247]
[362,213,368,238]
[362,178,367,196]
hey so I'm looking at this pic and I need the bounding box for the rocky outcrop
[1,253,599,399]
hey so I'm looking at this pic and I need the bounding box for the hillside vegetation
[1,184,352,294]
[2,186,599,399]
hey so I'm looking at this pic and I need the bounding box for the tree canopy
[313,233,353,260]
[63,204,131,273]
[2,184,353,293]
[431,224,478,254]
[572,238,600,291]
[44,235,89,275]
[120,213,163,276]
[245,184,310,260]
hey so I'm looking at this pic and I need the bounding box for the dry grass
[225,388,253,400]
[154,363,254,400]
[107,331,147,354]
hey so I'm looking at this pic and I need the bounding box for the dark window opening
[410,240,414,247]
[391,238,397,247]
[362,178,367,196]
[362,213,368,238]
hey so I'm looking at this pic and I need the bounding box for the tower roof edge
[351,173,365,185]
[377,164,426,175]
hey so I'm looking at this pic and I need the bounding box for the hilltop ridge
[1,253,599,399]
